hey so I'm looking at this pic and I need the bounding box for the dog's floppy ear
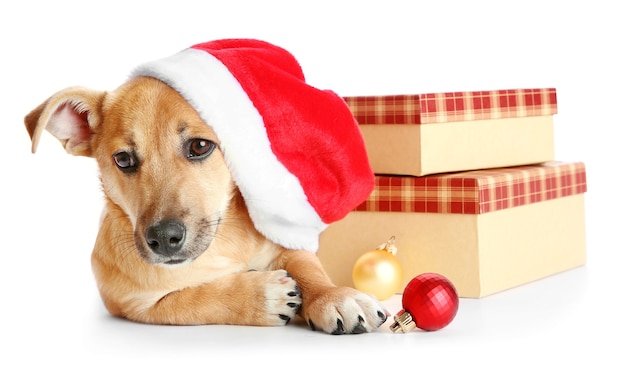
[25,87,105,157]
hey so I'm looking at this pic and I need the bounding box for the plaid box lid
[344,88,557,125]
[355,162,586,214]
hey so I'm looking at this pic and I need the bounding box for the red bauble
[390,273,459,332]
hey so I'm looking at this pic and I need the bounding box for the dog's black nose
[145,219,186,256]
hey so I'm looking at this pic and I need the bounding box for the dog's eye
[113,151,138,173]
[187,139,216,160]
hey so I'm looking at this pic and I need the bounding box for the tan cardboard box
[344,88,558,176]
[318,162,587,298]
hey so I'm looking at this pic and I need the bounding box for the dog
[24,40,389,334]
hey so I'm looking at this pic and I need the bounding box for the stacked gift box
[318,88,587,298]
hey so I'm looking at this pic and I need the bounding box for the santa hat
[131,39,374,252]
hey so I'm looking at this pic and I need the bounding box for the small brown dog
[24,39,388,334]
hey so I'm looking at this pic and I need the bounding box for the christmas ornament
[352,236,403,300]
[390,272,459,332]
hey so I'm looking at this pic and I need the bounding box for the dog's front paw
[303,287,389,334]
[261,270,302,326]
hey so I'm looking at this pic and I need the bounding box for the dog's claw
[352,321,367,334]
[308,319,317,331]
[279,314,291,324]
[288,285,301,298]
[377,310,388,324]
[331,319,346,335]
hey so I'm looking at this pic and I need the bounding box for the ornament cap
[389,309,416,333]
[376,235,398,255]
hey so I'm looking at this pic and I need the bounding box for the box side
[359,115,554,176]
[358,124,423,176]
[420,116,554,176]
[476,194,586,297]
[318,211,482,298]
[319,194,586,299]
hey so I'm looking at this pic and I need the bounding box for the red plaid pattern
[344,88,557,125]
[355,162,586,214]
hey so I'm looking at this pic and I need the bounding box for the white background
[1,0,624,365]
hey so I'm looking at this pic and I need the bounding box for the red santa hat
[131,39,374,252]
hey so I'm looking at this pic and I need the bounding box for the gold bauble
[352,236,403,300]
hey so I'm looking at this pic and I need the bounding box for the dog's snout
[145,220,186,256]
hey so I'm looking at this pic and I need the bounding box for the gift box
[318,161,587,298]
[344,88,558,176]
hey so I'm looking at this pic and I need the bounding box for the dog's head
[26,39,377,261]
[25,76,238,266]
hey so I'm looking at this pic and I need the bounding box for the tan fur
[25,76,388,334]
